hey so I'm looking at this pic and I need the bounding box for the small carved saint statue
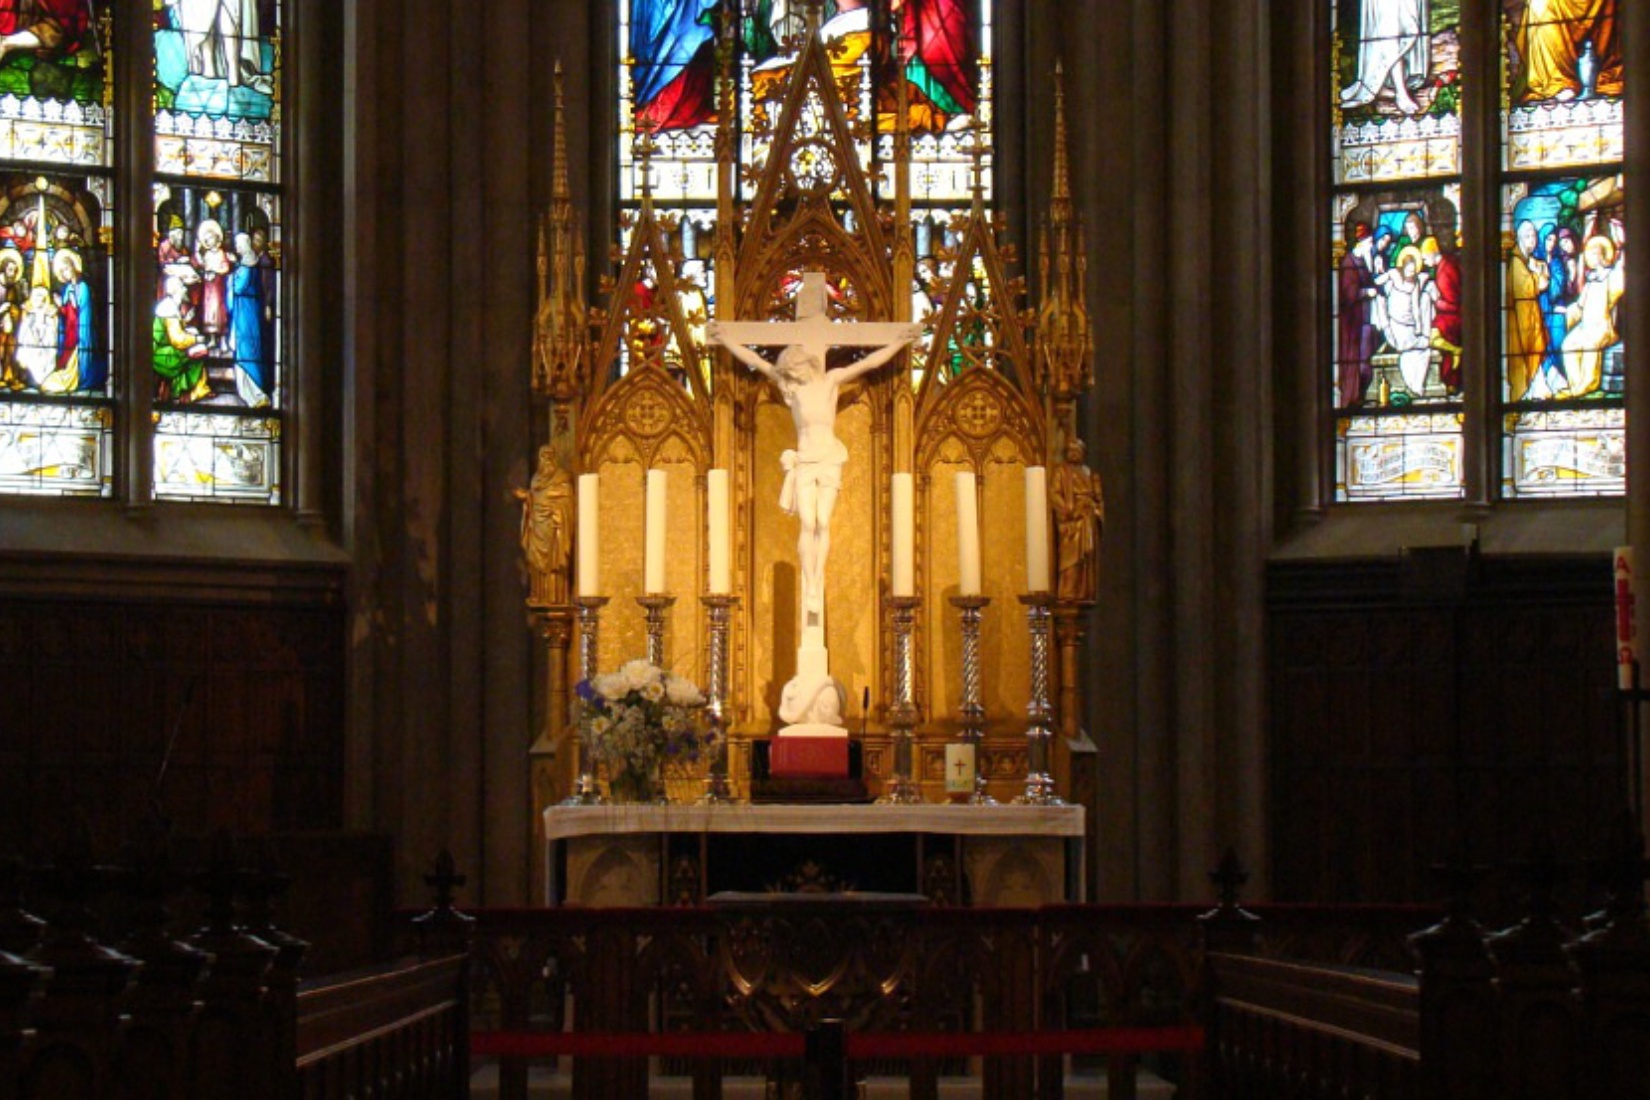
[516,444,574,605]
[1051,438,1105,604]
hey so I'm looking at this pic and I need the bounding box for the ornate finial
[412,849,475,954]
[635,118,660,209]
[803,0,824,36]
[1051,60,1071,210]
[965,117,988,209]
[423,849,467,911]
[553,60,570,202]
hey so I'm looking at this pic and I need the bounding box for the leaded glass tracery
[0,1,286,505]
[1498,0,1624,499]
[1328,0,1628,503]
[151,0,283,504]
[0,7,112,498]
[619,0,992,386]
[1332,0,1465,500]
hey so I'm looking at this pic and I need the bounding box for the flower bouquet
[577,659,710,802]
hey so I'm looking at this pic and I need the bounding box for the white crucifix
[708,272,919,732]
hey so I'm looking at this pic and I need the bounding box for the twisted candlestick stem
[877,595,921,804]
[566,596,610,805]
[949,595,996,805]
[1016,593,1064,805]
[637,594,676,668]
[699,594,737,803]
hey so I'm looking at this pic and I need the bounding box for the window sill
[0,500,347,601]
[1272,498,1625,561]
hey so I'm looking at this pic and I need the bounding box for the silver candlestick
[876,595,922,804]
[637,594,677,667]
[564,595,610,805]
[699,594,738,804]
[1015,592,1064,805]
[949,594,997,805]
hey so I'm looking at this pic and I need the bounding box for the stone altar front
[543,803,1085,907]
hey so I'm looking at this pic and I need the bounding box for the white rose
[641,680,666,703]
[594,672,629,700]
[665,675,705,706]
[621,658,660,691]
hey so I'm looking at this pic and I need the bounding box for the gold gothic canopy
[521,32,1100,804]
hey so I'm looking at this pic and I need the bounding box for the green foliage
[0,56,104,106]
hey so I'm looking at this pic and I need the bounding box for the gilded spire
[553,60,570,202]
[1036,59,1093,405]
[1051,60,1071,213]
[535,59,589,401]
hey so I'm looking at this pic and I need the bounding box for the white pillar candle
[707,469,731,594]
[644,469,668,593]
[1024,465,1051,593]
[891,472,915,597]
[955,471,981,597]
[577,472,601,597]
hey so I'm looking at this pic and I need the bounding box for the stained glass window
[0,3,286,506]
[153,0,283,504]
[618,0,992,376]
[1331,0,1464,500]
[1328,0,1627,502]
[1499,1,1624,498]
[0,7,112,497]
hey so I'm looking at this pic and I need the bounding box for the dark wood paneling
[1268,556,1622,919]
[0,594,346,854]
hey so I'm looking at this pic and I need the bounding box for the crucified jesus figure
[708,274,919,638]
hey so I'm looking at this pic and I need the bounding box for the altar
[543,803,1085,907]
[519,7,1104,896]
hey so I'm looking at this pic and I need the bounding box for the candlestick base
[561,772,605,806]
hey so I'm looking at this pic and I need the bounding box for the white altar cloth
[542,802,1084,841]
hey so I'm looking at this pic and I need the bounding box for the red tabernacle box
[770,736,850,778]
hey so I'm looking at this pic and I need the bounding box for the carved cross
[712,272,913,370]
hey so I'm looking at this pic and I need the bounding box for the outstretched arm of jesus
[706,322,781,383]
[831,324,923,385]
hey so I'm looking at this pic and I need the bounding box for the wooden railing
[3,823,1644,1100]
[1199,826,1650,1100]
[422,900,1212,1100]
[415,827,1650,1100]
[1206,953,1421,1097]
[295,954,469,1097]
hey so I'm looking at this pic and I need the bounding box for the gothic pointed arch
[737,24,891,302]
[579,363,710,473]
[587,194,713,407]
[915,198,1034,406]
[915,366,1043,473]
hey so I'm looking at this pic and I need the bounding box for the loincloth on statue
[778,439,848,517]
